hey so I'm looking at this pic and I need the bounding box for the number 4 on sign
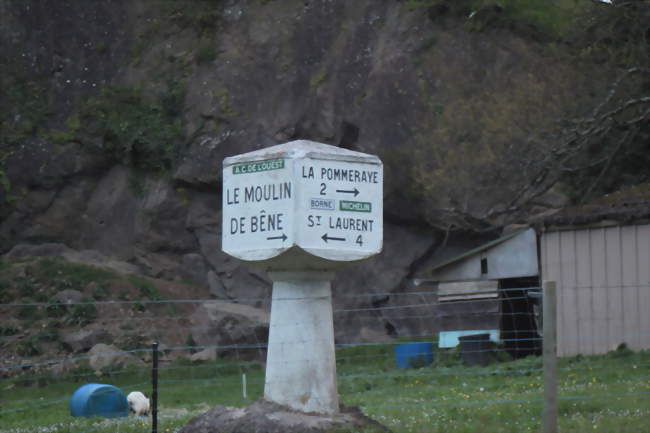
[356,235,363,246]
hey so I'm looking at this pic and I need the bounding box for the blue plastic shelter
[69,383,129,418]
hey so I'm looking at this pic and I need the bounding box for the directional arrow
[336,187,359,197]
[267,233,288,242]
[321,233,346,243]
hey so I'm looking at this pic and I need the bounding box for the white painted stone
[221,141,384,415]
[264,271,338,414]
[222,140,383,265]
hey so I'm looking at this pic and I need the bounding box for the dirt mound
[179,400,391,433]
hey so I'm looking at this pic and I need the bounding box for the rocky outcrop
[88,343,145,374]
[5,243,140,275]
[61,328,111,353]
[190,302,270,360]
[52,289,84,305]
[0,0,614,346]
[190,348,217,363]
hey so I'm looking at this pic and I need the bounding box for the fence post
[543,281,557,433]
[151,342,159,433]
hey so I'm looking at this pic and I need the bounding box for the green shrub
[128,275,161,312]
[162,0,221,35]
[126,275,161,300]
[64,298,97,327]
[17,304,38,320]
[15,277,32,298]
[45,301,67,318]
[35,257,115,287]
[16,337,42,357]
[186,334,197,354]
[195,38,217,64]
[47,319,63,329]
[408,0,587,40]
[90,282,109,300]
[35,329,59,342]
[0,325,19,336]
[0,278,11,303]
[610,342,634,358]
[77,86,184,173]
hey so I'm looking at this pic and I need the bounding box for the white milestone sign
[222,140,383,264]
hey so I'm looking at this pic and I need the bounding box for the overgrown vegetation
[572,0,650,66]
[74,85,185,173]
[0,56,51,215]
[0,257,168,359]
[406,0,590,40]
[161,0,221,35]
[399,0,650,222]
[133,0,222,66]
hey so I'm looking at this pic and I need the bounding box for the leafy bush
[572,0,650,66]
[17,304,38,320]
[126,275,161,312]
[610,342,635,358]
[35,329,59,342]
[90,282,109,300]
[186,334,198,354]
[78,86,184,173]
[162,0,221,35]
[35,258,115,288]
[15,277,33,298]
[196,38,217,64]
[45,301,67,318]
[126,275,161,300]
[16,337,42,357]
[409,0,587,40]
[0,325,19,336]
[64,298,97,327]
[0,278,11,303]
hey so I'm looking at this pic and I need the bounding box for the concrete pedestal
[264,271,339,415]
[222,141,383,416]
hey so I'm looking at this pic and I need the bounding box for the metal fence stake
[152,342,159,433]
[543,281,558,433]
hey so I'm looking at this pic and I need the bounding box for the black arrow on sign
[321,233,346,243]
[336,187,359,197]
[267,233,288,242]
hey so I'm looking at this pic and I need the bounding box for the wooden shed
[537,186,650,356]
[421,228,542,358]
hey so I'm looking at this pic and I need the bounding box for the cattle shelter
[420,228,542,358]
[537,186,650,356]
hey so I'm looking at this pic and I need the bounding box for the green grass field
[1,345,649,433]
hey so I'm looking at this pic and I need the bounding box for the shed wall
[432,228,539,282]
[541,224,650,356]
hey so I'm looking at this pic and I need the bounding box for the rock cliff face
[0,0,621,341]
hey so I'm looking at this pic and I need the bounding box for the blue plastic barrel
[394,342,433,368]
[69,383,129,418]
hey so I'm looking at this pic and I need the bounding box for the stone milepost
[222,140,383,264]
[221,140,383,416]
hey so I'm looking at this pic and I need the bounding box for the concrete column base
[264,271,339,415]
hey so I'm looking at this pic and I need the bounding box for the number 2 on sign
[320,183,326,195]
[356,235,363,246]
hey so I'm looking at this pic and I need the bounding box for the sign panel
[296,159,382,260]
[222,158,295,260]
[222,140,383,263]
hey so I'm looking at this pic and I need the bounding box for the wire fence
[1,282,649,433]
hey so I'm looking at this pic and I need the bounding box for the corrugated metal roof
[428,228,528,276]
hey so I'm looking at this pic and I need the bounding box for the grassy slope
[1,346,648,433]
